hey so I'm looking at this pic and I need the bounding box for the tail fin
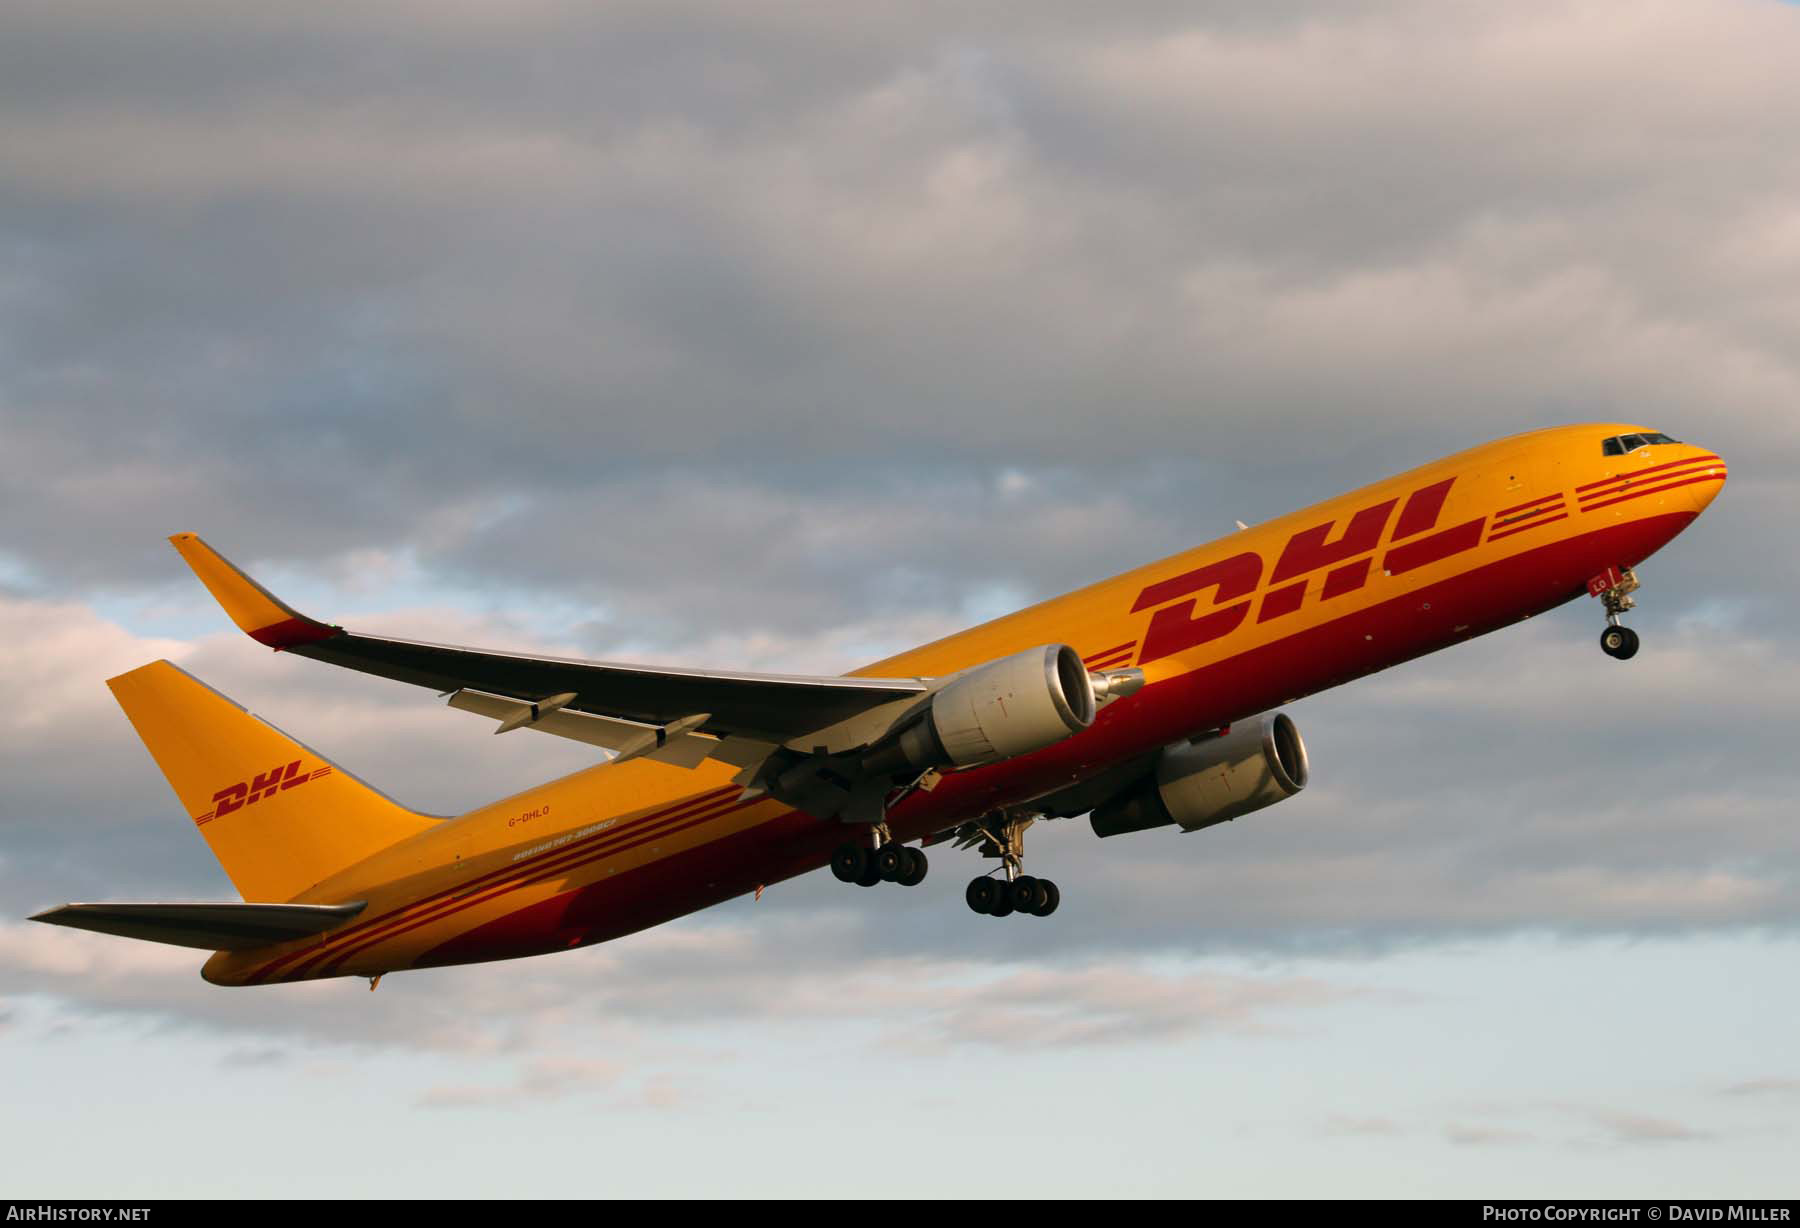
[108,661,437,902]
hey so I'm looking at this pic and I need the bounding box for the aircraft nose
[1687,445,1728,513]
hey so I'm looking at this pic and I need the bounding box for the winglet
[168,533,341,649]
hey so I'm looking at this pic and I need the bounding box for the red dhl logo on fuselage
[193,760,332,826]
[1131,476,1483,666]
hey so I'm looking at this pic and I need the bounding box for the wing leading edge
[167,533,929,750]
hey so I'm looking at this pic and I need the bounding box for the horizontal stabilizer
[30,900,367,951]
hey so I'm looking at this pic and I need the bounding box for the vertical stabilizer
[108,661,437,901]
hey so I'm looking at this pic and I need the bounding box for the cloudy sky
[2,0,1797,1199]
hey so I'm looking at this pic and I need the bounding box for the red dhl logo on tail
[193,760,333,826]
[1132,476,1486,666]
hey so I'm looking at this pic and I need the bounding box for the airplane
[31,424,1727,987]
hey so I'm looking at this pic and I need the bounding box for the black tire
[897,847,929,887]
[1031,879,1061,917]
[989,891,1015,918]
[966,877,998,914]
[857,857,883,887]
[875,844,906,882]
[1009,875,1046,914]
[831,843,868,884]
[1600,626,1640,660]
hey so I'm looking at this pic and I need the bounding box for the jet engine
[1089,712,1309,838]
[865,644,1096,774]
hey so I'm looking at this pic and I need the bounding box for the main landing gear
[829,810,1062,918]
[1590,566,1642,661]
[958,812,1060,919]
[830,830,929,889]
[966,874,1060,918]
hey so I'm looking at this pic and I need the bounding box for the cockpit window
[1601,431,1681,456]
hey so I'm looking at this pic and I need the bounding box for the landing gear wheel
[830,843,869,884]
[874,844,907,882]
[1008,875,1047,915]
[1600,626,1640,660]
[897,847,929,887]
[966,877,1000,914]
[856,858,883,887]
[959,812,1051,919]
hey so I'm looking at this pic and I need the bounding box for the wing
[169,534,929,759]
[30,901,367,951]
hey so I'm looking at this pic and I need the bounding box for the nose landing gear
[1589,566,1642,661]
[1600,625,1640,660]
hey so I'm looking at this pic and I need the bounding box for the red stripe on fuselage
[298,793,765,980]
[1578,463,1718,503]
[1580,471,1726,513]
[414,806,818,971]
[272,800,753,983]
[1488,512,1569,542]
[1495,492,1565,519]
[248,785,744,982]
[277,790,750,982]
[1575,454,1722,495]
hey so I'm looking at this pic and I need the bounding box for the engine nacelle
[1090,712,1309,838]
[869,644,1096,773]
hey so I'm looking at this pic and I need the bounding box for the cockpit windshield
[1601,432,1680,457]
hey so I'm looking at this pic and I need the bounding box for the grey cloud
[1445,1098,1728,1150]
[1322,1115,1403,1137]
[428,467,1179,647]
[417,1057,628,1110]
[0,913,1367,1063]
[576,930,1366,1048]
[1721,1078,1800,1098]
[1445,1123,1533,1147]
[0,0,1792,614]
[1578,1108,1713,1146]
